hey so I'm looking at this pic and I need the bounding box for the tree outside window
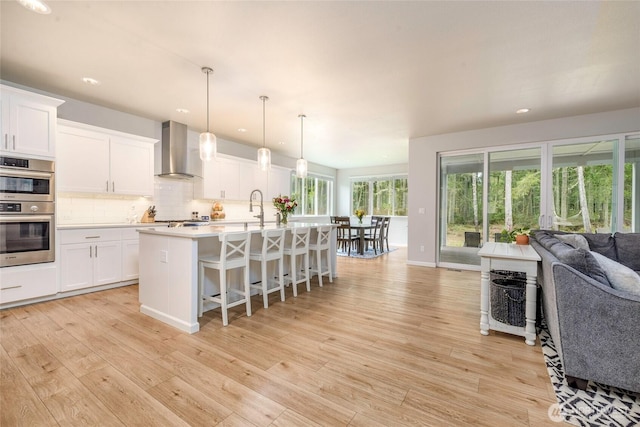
[291,174,334,216]
[351,176,408,216]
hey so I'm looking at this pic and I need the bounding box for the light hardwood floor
[1,248,558,426]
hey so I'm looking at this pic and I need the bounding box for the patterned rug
[336,247,396,259]
[539,326,640,426]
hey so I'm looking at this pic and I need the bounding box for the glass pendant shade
[257,147,271,171]
[199,132,217,161]
[257,95,271,171]
[199,66,217,162]
[296,158,308,178]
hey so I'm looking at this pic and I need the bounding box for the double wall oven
[0,156,55,267]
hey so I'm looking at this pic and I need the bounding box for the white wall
[337,164,409,247]
[407,107,640,266]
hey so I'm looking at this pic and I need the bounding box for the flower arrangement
[273,195,297,224]
[354,209,365,223]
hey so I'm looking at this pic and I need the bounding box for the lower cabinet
[59,228,124,292]
[121,228,140,281]
[0,264,57,305]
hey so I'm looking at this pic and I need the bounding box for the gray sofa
[530,230,640,393]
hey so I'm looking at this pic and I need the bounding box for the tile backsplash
[57,176,277,225]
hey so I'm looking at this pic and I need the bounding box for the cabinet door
[94,241,122,286]
[110,136,154,196]
[219,160,240,200]
[239,162,267,202]
[0,265,57,304]
[57,126,110,193]
[121,239,139,281]
[268,167,292,198]
[9,95,57,157]
[60,243,94,292]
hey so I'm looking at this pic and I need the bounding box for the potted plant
[498,227,530,244]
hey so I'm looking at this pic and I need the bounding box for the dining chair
[379,216,391,252]
[198,231,251,326]
[308,225,333,287]
[364,216,383,254]
[283,226,311,297]
[249,228,286,309]
[335,216,358,255]
[463,231,481,248]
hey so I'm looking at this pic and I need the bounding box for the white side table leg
[524,275,537,346]
[480,270,490,336]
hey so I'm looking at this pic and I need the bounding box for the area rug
[539,325,640,426]
[336,247,396,259]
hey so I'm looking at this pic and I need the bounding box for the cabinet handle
[112,181,115,192]
[12,135,16,150]
[89,246,93,258]
[95,245,98,257]
[2,284,22,291]
[85,236,100,239]
[106,180,109,192]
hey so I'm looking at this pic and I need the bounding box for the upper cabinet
[195,155,285,201]
[57,120,157,196]
[0,85,64,159]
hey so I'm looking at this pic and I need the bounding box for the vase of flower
[355,209,365,224]
[273,195,297,227]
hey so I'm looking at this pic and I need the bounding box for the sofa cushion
[551,244,611,287]
[556,234,590,251]
[591,251,640,296]
[581,233,617,260]
[613,232,640,271]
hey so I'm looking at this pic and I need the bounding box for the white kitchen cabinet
[198,157,240,200]
[59,228,122,292]
[121,228,139,281]
[0,264,57,305]
[57,120,156,196]
[240,161,268,201]
[268,166,292,199]
[0,85,64,158]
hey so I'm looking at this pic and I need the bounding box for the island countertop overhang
[136,222,336,239]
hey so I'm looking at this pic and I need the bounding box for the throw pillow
[553,245,611,287]
[590,251,640,297]
[613,233,640,271]
[556,234,590,251]
[582,233,617,259]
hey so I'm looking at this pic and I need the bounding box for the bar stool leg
[278,257,285,301]
[220,269,228,326]
[244,264,251,317]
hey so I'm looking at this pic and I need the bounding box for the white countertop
[137,222,335,238]
[57,219,269,230]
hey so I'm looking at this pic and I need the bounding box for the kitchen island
[137,223,337,333]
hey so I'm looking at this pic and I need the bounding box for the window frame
[291,172,334,216]
[350,174,408,217]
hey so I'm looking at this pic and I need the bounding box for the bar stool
[283,226,311,297]
[198,231,251,326]
[309,225,333,287]
[249,228,286,309]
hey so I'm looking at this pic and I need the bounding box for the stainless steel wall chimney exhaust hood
[158,121,194,179]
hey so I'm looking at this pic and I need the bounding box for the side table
[478,242,541,346]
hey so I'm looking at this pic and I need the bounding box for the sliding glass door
[437,132,638,269]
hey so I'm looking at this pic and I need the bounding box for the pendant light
[199,66,217,161]
[257,95,271,171]
[296,114,308,178]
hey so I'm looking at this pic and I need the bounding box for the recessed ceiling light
[237,128,247,133]
[516,108,531,114]
[82,77,100,86]
[176,108,189,114]
[17,0,51,14]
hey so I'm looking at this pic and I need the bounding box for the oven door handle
[0,215,54,223]
[0,170,53,179]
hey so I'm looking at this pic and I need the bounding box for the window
[291,174,334,216]
[351,175,408,216]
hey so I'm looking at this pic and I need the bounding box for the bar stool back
[198,231,251,326]
[309,225,333,287]
[283,226,311,297]
[249,228,286,309]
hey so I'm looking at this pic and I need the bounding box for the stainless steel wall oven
[0,156,55,267]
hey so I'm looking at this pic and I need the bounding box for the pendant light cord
[299,114,305,158]
[202,66,213,133]
[261,96,267,148]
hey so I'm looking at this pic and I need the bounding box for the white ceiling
[2,1,639,169]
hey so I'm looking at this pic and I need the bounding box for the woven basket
[490,270,526,327]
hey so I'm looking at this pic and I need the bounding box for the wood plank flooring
[1,248,558,426]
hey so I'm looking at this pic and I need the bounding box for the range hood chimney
[159,121,194,179]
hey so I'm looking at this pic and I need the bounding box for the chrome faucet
[249,189,264,228]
